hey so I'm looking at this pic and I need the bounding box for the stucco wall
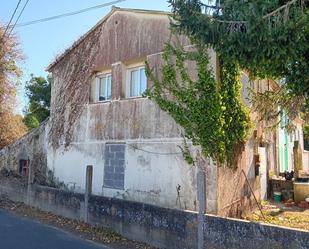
[47,98,199,210]
[46,9,202,212]
[48,9,179,148]
[217,137,259,217]
[46,8,264,214]
[303,151,309,171]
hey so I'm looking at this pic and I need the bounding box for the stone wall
[47,97,200,211]
[0,121,48,184]
[203,214,309,249]
[1,180,309,249]
[217,137,258,217]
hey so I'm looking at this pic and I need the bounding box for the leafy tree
[170,0,309,124]
[0,113,27,149]
[147,0,309,165]
[23,113,40,130]
[23,75,51,129]
[0,24,27,149]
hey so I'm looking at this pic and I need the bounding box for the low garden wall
[0,179,309,249]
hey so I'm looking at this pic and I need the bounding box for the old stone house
[0,7,308,217]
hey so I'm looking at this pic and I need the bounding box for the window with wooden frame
[96,73,112,102]
[127,65,147,98]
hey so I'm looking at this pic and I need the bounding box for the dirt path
[245,201,309,231]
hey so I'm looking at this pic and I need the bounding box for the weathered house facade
[45,7,202,211]
[1,7,308,217]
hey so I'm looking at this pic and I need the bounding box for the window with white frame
[128,66,147,97]
[98,73,112,101]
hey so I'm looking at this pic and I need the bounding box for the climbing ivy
[146,42,251,166]
[219,58,252,163]
[146,0,309,166]
[170,0,309,111]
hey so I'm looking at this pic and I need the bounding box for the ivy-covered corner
[170,0,309,126]
[145,40,252,168]
[145,0,309,167]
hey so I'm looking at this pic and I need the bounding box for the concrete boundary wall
[0,180,309,249]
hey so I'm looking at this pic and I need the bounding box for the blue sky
[0,0,171,113]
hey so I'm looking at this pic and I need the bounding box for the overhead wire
[128,144,183,156]
[7,0,30,37]
[11,0,126,28]
[2,0,22,39]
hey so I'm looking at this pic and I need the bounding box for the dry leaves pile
[245,201,309,231]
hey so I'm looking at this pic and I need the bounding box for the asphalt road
[0,209,110,249]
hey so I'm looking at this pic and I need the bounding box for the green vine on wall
[145,41,251,167]
[146,0,309,166]
[219,58,252,164]
[170,0,309,124]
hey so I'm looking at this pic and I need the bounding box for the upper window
[98,73,112,101]
[128,66,147,97]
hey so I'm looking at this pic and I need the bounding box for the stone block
[110,144,125,153]
[114,180,124,190]
[103,179,113,188]
[105,166,114,173]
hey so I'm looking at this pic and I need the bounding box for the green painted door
[284,131,289,170]
[279,112,289,172]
